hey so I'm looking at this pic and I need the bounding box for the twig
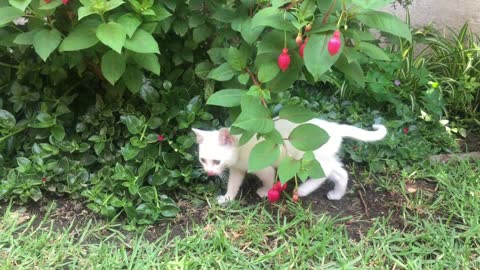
[244,67,261,87]
[357,190,369,218]
[322,0,337,24]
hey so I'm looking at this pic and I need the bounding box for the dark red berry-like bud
[268,189,280,203]
[328,30,341,56]
[277,48,291,72]
[42,177,47,183]
[157,134,165,142]
[403,127,409,135]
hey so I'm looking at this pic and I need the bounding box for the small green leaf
[248,140,280,172]
[288,123,329,151]
[96,22,126,53]
[101,50,126,85]
[123,66,144,94]
[357,42,390,61]
[0,7,24,26]
[278,156,301,183]
[51,125,65,141]
[16,157,31,172]
[78,7,96,20]
[304,158,325,179]
[279,105,317,123]
[233,95,273,133]
[356,10,412,41]
[194,62,213,79]
[33,29,62,61]
[117,13,142,37]
[124,28,159,54]
[9,0,32,12]
[258,61,280,83]
[120,115,144,134]
[121,143,140,160]
[239,130,255,145]
[207,63,237,81]
[227,46,249,71]
[334,55,365,87]
[13,30,39,45]
[59,20,100,51]
[304,33,341,81]
[252,7,295,31]
[132,53,160,75]
[206,89,246,107]
[0,109,16,129]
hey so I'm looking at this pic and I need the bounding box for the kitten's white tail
[338,124,387,142]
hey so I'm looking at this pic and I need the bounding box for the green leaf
[120,115,144,134]
[77,7,96,20]
[257,61,280,83]
[264,129,284,145]
[121,144,141,160]
[51,125,65,141]
[161,205,179,217]
[59,20,100,51]
[194,62,213,79]
[240,18,264,44]
[304,33,341,81]
[233,95,274,133]
[334,55,365,87]
[16,157,31,172]
[123,66,144,94]
[239,130,255,145]
[303,157,325,179]
[149,4,172,21]
[193,24,212,43]
[279,105,317,123]
[207,63,237,81]
[132,53,160,75]
[352,0,392,10]
[13,29,39,45]
[101,50,126,85]
[248,140,280,172]
[206,89,246,107]
[288,123,329,151]
[357,42,390,61]
[96,22,126,53]
[124,28,159,54]
[0,109,16,129]
[116,13,142,37]
[0,7,24,26]
[356,11,412,41]
[33,29,62,61]
[9,0,32,11]
[227,46,248,71]
[105,0,124,11]
[278,156,301,183]
[252,7,295,31]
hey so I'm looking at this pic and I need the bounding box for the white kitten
[193,118,387,204]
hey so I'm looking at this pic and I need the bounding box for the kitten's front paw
[217,195,231,205]
[256,187,270,198]
[327,190,344,200]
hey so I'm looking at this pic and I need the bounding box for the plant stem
[0,62,19,69]
[322,0,337,24]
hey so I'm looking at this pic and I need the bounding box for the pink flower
[157,134,165,142]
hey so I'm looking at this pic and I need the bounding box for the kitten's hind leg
[254,166,275,198]
[297,177,327,197]
[326,167,348,200]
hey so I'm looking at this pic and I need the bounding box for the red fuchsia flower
[328,30,342,56]
[273,181,287,192]
[277,48,291,72]
[299,37,308,59]
[403,127,409,135]
[62,0,68,4]
[267,189,280,203]
[42,177,47,183]
[157,134,165,142]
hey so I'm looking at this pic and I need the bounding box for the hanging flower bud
[299,37,308,59]
[62,0,69,4]
[267,189,280,203]
[277,48,291,72]
[328,30,341,56]
[296,34,303,46]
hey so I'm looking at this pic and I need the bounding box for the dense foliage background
[0,0,478,224]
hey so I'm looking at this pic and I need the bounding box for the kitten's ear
[219,128,234,145]
[192,128,204,144]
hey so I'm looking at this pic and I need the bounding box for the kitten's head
[192,128,238,176]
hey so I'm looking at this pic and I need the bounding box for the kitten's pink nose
[207,171,215,176]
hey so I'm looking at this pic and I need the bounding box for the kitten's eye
[213,160,221,165]
[200,158,206,163]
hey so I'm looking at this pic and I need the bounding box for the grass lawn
[1,159,479,269]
